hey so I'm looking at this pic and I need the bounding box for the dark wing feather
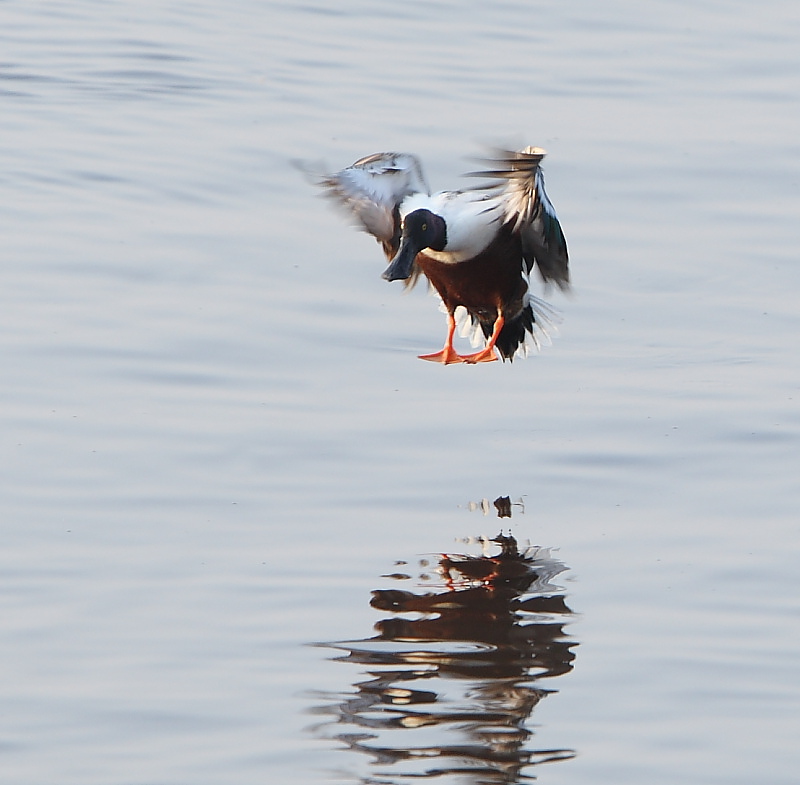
[466,147,569,289]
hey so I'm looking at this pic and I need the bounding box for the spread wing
[466,146,569,289]
[311,152,430,258]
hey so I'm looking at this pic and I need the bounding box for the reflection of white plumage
[314,147,570,363]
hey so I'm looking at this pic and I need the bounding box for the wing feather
[465,147,569,288]
[309,152,429,257]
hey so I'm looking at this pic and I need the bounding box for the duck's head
[382,209,447,282]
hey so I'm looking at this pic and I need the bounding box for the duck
[314,146,569,364]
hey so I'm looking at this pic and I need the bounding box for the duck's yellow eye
[421,223,427,231]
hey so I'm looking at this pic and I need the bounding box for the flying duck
[315,146,569,363]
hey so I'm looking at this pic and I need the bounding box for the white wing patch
[340,153,430,219]
[314,152,430,245]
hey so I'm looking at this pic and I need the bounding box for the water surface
[1,1,799,783]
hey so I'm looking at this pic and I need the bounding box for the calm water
[1,1,799,783]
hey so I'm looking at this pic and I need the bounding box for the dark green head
[382,209,447,281]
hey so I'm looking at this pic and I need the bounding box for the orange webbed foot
[418,346,465,364]
[459,347,499,364]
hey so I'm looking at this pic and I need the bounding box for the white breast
[400,190,503,264]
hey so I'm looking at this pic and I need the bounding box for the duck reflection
[312,498,578,783]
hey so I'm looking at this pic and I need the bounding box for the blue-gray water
[2,1,799,783]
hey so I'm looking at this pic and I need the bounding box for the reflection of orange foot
[418,346,464,364]
[459,347,498,364]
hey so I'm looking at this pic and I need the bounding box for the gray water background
[1,1,799,783]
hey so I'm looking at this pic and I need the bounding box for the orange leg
[460,314,504,364]
[418,312,464,364]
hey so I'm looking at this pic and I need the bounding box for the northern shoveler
[315,146,569,364]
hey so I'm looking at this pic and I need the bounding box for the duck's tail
[481,294,561,362]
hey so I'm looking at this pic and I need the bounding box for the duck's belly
[418,241,528,321]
